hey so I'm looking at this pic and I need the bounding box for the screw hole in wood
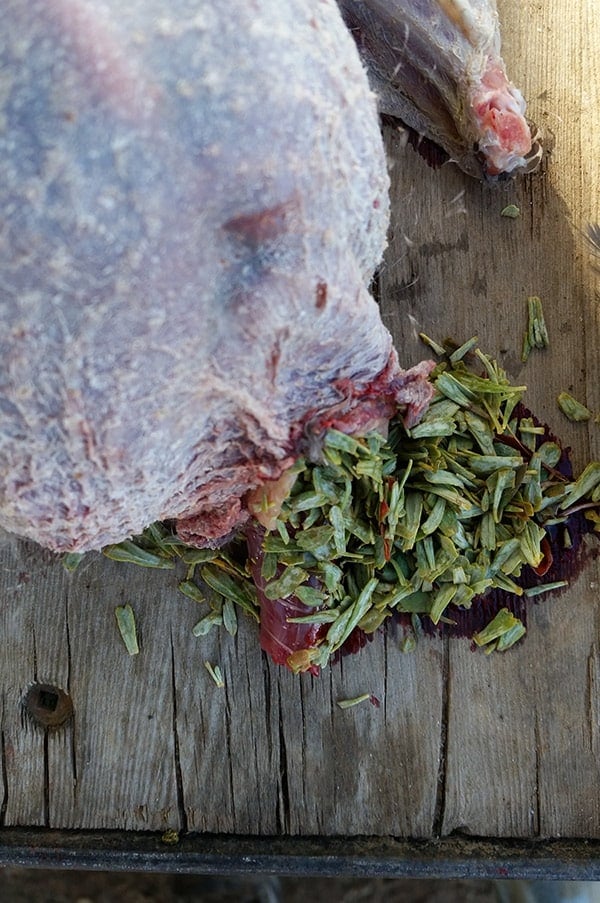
[23,683,73,729]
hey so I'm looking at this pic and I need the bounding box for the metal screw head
[23,683,74,729]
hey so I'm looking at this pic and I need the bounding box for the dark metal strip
[1,830,600,880]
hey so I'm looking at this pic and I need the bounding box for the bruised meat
[0,0,434,553]
[339,0,542,178]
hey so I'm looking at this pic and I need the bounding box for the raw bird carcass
[339,0,542,178]
[0,0,536,554]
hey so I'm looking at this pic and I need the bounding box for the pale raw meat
[0,0,433,552]
[0,0,538,555]
[339,0,542,178]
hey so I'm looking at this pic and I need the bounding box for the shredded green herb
[104,539,175,569]
[336,694,372,709]
[557,391,592,422]
[204,661,225,687]
[249,341,576,667]
[400,634,417,654]
[115,604,139,656]
[523,581,568,598]
[472,607,526,651]
[522,296,549,362]
[93,339,600,670]
[62,552,84,573]
[500,204,521,218]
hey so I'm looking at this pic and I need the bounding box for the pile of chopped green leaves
[103,525,260,643]
[97,338,600,668]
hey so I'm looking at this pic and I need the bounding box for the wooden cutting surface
[0,0,598,844]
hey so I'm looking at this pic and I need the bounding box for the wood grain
[0,535,445,835]
[0,0,598,844]
[380,0,600,839]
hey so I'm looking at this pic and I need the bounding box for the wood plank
[0,0,598,845]
[165,593,446,836]
[0,537,184,831]
[380,0,600,839]
[0,533,445,835]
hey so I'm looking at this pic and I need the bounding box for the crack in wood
[262,660,272,737]
[64,596,72,694]
[169,636,188,835]
[262,661,283,833]
[432,639,449,837]
[299,676,307,796]
[32,623,38,684]
[32,598,49,827]
[588,644,599,760]
[43,729,50,829]
[64,594,78,794]
[0,730,8,827]
[276,681,290,834]
[240,653,260,830]
[70,716,78,796]
[533,713,542,838]
[383,630,389,723]
[223,672,237,829]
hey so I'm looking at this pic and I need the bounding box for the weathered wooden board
[0,532,446,836]
[380,0,600,839]
[0,0,598,846]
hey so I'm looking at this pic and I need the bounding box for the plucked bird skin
[339,0,541,178]
[0,0,536,553]
[0,0,435,552]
